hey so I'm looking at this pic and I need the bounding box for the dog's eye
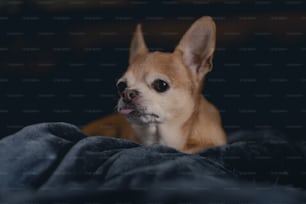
[117,81,127,95]
[152,79,169,93]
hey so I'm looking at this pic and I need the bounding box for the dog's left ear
[175,16,216,80]
[129,24,149,64]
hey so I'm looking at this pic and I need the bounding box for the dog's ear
[129,24,148,64]
[175,16,216,80]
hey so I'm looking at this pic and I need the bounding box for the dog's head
[117,17,216,125]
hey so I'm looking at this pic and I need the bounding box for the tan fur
[81,113,141,143]
[82,16,227,153]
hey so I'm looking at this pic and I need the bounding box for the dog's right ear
[175,16,216,81]
[129,24,148,64]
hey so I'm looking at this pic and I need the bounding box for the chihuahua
[82,16,227,153]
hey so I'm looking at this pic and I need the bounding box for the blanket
[0,123,305,203]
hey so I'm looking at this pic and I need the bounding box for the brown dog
[82,16,227,153]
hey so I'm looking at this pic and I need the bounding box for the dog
[82,16,227,153]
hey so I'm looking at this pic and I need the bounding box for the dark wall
[1,0,305,138]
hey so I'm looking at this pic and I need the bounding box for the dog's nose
[123,89,139,103]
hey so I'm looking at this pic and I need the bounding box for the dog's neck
[132,122,185,149]
[131,95,206,150]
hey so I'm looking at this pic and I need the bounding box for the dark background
[0,0,305,138]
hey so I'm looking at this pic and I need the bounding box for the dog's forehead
[127,51,185,78]
[124,51,193,90]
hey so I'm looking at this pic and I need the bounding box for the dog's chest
[133,124,185,150]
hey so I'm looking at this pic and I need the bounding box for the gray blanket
[0,123,305,203]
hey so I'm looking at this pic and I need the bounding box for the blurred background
[0,0,305,138]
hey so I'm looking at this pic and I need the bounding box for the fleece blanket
[0,122,305,203]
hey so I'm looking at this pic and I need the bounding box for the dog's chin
[119,108,161,125]
[127,113,160,125]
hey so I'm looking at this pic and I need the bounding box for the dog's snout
[123,89,139,103]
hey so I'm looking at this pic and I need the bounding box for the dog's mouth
[118,107,159,119]
[118,108,136,115]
